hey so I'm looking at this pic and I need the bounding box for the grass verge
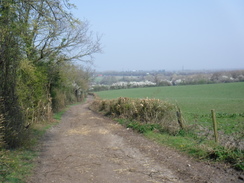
[53,101,83,121]
[0,102,79,182]
[115,118,244,171]
[0,120,58,183]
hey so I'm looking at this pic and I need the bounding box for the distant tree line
[0,0,101,148]
[91,70,244,91]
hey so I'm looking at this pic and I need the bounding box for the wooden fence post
[176,108,184,130]
[211,109,218,143]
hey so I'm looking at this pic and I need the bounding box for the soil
[28,96,244,183]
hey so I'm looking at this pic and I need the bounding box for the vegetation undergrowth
[90,97,244,171]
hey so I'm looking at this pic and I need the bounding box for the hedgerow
[90,97,184,135]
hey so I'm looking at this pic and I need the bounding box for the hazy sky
[72,0,244,71]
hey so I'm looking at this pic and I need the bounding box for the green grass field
[95,82,244,134]
[96,82,244,114]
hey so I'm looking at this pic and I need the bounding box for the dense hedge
[90,97,184,135]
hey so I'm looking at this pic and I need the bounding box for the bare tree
[19,0,102,64]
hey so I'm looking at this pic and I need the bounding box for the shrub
[17,59,52,124]
[90,97,183,134]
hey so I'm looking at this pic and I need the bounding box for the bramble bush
[90,97,183,135]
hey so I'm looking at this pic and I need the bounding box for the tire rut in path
[28,97,243,183]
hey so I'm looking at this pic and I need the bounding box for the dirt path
[28,96,243,183]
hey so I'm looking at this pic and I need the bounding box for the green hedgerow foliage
[0,98,5,148]
[17,59,52,123]
[90,97,181,134]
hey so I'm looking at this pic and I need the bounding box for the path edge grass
[0,102,82,182]
[115,118,243,171]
